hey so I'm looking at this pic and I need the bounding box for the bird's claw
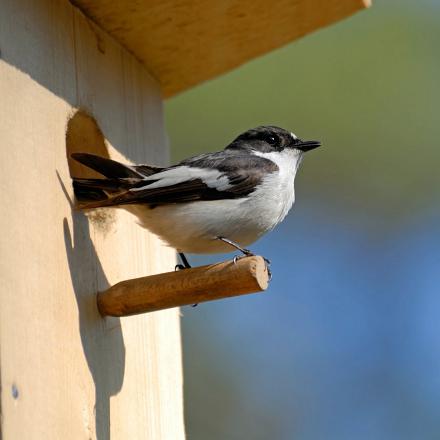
[232,251,254,265]
[264,259,272,282]
[232,253,271,280]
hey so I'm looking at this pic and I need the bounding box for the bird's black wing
[113,152,278,205]
[72,151,278,208]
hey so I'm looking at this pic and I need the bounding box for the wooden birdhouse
[0,0,369,438]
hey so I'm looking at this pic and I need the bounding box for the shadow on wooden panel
[62,110,125,440]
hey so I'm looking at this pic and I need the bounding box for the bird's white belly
[127,167,296,254]
[128,200,265,253]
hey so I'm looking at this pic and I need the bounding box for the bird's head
[226,126,321,157]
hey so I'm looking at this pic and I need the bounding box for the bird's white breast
[249,149,300,228]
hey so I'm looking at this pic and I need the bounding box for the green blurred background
[165,1,440,438]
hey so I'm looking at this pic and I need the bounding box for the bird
[71,125,320,270]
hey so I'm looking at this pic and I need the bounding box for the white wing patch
[130,166,231,192]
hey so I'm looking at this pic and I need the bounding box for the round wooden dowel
[97,256,270,317]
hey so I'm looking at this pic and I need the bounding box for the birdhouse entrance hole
[66,110,109,179]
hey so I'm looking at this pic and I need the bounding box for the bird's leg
[216,236,253,258]
[179,252,191,269]
[175,253,198,307]
[216,236,272,281]
[175,252,192,271]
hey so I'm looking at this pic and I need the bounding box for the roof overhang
[72,0,371,97]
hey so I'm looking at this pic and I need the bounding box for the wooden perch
[97,256,270,316]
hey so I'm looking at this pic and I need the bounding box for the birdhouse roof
[72,0,370,97]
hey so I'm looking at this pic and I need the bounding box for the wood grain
[0,0,184,438]
[98,256,269,316]
[71,0,371,96]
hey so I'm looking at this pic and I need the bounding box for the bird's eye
[266,135,278,145]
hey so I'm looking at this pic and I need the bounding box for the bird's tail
[72,178,126,208]
[70,153,161,209]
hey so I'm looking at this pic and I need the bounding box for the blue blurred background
[165,1,440,438]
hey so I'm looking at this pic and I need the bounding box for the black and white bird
[72,126,320,267]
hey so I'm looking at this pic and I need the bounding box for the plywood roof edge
[69,0,372,98]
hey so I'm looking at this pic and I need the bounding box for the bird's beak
[295,139,321,152]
